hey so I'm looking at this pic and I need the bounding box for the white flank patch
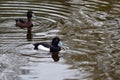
[38,45,50,51]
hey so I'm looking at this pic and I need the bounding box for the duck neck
[52,44,58,47]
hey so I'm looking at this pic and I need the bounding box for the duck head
[51,37,61,47]
[27,10,36,20]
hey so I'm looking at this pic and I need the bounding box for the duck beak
[58,41,63,47]
[32,13,37,18]
[58,41,69,50]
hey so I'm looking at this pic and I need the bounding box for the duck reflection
[51,51,60,62]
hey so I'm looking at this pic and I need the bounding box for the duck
[15,10,35,28]
[33,37,62,52]
[33,37,63,61]
[15,10,36,41]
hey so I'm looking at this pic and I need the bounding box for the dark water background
[0,0,120,80]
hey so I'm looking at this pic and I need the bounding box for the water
[0,0,120,80]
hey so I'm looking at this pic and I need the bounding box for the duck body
[16,19,33,28]
[15,10,34,28]
[34,42,61,52]
[34,43,50,51]
[33,37,61,52]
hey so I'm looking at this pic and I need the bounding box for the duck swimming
[15,10,36,41]
[33,37,63,61]
[15,10,35,28]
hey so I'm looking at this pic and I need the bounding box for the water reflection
[51,52,60,62]
[0,0,120,80]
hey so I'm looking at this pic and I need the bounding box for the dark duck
[33,37,63,62]
[15,10,36,41]
[15,10,35,28]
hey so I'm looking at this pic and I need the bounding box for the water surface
[0,0,120,80]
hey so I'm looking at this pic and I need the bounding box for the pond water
[0,0,120,80]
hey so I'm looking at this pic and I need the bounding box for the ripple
[0,1,71,21]
[0,0,72,43]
